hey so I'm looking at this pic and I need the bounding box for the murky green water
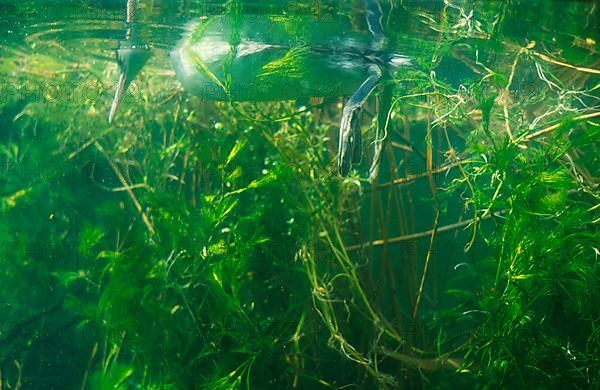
[1,1,599,389]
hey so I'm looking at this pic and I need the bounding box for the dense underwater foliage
[1,0,599,389]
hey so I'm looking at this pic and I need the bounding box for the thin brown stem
[94,141,155,235]
[346,214,495,251]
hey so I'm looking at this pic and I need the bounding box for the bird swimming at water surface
[109,0,411,179]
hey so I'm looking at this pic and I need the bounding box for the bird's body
[110,0,411,177]
[170,15,409,103]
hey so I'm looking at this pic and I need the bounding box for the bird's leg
[364,0,384,47]
[351,111,362,165]
[338,64,382,175]
[369,81,393,181]
[362,0,393,180]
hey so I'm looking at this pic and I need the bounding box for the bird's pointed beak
[109,71,127,124]
[108,42,151,124]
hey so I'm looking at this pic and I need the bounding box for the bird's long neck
[127,0,136,25]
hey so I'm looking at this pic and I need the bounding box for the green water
[1,1,599,389]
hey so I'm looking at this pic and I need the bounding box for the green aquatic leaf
[225,171,278,197]
[258,45,309,80]
[225,139,248,167]
[79,224,105,258]
[52,270,85,287]
[186,47,229,96]
[88,362,134,390]
[1,188,31,211]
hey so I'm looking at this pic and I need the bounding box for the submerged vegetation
[1,0,599,389]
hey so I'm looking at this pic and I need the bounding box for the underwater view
[1,0,599,388]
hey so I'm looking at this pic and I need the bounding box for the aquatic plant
[0,0,598,389]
